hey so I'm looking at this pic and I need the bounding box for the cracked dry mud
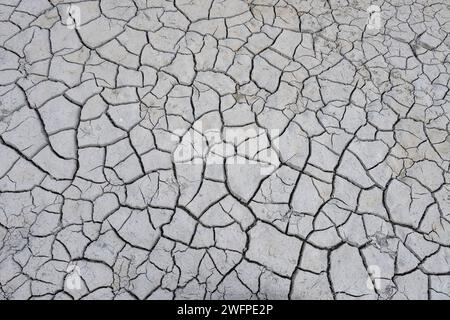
[0,0,449,300]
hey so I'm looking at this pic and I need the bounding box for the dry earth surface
[0,0,449,300]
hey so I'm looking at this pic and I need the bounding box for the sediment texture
[0,0,449,300]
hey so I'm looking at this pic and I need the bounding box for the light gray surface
[0,0,449,300]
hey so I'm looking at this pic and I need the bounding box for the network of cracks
[0,0,449,300]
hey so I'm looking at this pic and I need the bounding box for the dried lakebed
[0,0,449,300]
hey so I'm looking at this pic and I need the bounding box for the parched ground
[0,0,449,300]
